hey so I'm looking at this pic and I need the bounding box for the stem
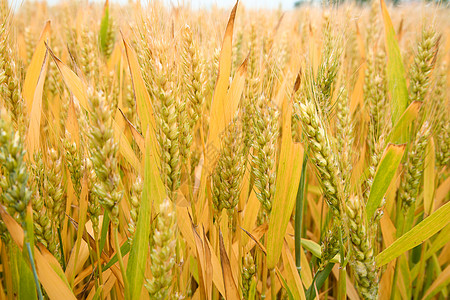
[237,207,243,290]
[114,226,129,298]
[186,158,198,225]
[295,154,308,277]
[270,269,277,300]
[228,211,233,260]
[57,228,66,270]
[261,257,268,299]
[391,198,407,300]
[212,223,220,300]
[1,244,13,300]
[337,265,346,300]
[94,231,104,298]
[26,242,43,300]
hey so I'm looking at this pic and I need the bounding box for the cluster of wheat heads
[0,0,449,299]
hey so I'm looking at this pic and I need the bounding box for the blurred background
[8,0,449,12]
[10,0,297,10]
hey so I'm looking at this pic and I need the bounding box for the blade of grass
[22,20,51,115]
[99,0,110,56]
[70,174,89,287]
[206,2,243,171]
[282,240,306,300]
[424,224,450,261]
[122,34,156,135]
[380,0,409,126]
[423,262,450,299]
[126,128,166,300]
[99,211,110,254]
[267,96,304,269]
[25,50,48,157]
[423,137,435,215]
[305,263,335,300]
[46,45,89,111]
[0,206,76,299]
[366,143,406,220]
[377,201,450,266]
[295,154,308,276]
[102,241,131,271]
[387,101,422,144]
[24,243,41,300]
[219,230,240,300]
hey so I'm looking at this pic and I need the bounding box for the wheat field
[0,0,449,299]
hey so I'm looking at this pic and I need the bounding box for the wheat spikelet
[346,195,378,300]
[0,109,32,224]
[63,132,83,198]
[294,93,343,217]
[320,222,340,268]
[87,89,122,226]
[315,12,342,115]
[409,27,438,104]
[212,118,246,216]
[334,87,354,184]
[432,64,449,169]
[145,198,176,299]
[128,175,142,239]
[242,252,256,299]
[251,96,279,221]
[399,121,431,213]
[44,148,65,230]
[80,26,99,82]
[30,153,53,249]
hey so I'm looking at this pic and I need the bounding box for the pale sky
[11,0,299,10]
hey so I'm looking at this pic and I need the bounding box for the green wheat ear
[145,198,176,300]
[0,109,32,225]
[346,195,378,300]
[87,88,122,226]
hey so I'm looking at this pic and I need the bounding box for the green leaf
[103,240,131,271]
[305,263,334,300]
[248,278,257,300]
[366,143,405,220]
[423,137,436,215]
[277,270,295,300]
[380,0,409,126]
[423,264,450,300]
[376,201,450,267]
[99,211,110,254]
[126,128,167,300]
[99,1,110,55]
[19,247,37,300]
[295,155,308,274]
[388,101,422,144]
[92,285,104,300]
[424,223,450,260]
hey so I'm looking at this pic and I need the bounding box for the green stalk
[305,263,334,300]
[114,226,129,299]
[26,242,43,300]
[94,234,104,299]
[57,228,66,270]
[295,154,308,277]
[337,266,347,300]
[99,211,110,254]
[391,195,406,300]
[270,269,277,300]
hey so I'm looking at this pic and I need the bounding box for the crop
[0,0,449,299]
